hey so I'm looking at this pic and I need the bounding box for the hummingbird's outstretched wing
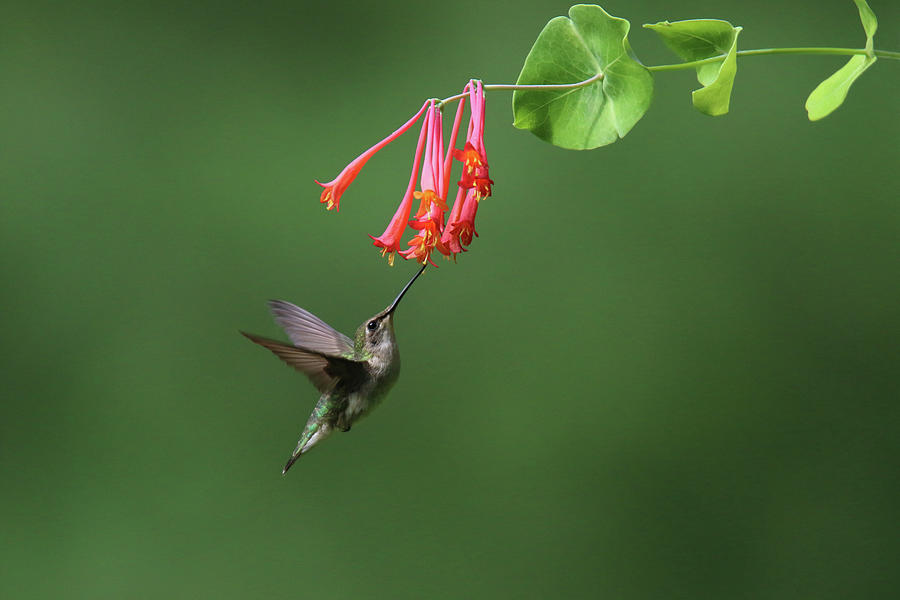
[240,332,366,393]
[268,300,354,356]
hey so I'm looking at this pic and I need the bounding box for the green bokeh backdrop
[2,1,898,598]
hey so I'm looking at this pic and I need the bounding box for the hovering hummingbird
[241,265,426,474]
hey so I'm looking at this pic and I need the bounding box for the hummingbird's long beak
[387,264,427,314]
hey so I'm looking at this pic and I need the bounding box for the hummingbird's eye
[367,320,378,331]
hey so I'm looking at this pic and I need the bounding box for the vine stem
[437,47,899,105]
[438,72,605,107]
[648,47,900,72]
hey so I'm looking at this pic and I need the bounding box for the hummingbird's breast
[338,354,400,428]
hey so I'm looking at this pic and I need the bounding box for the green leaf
[805,54,876,121]
[512,4,653,150]
[853,0,878,52]
[643,19,742,116]
[805,1,878,121]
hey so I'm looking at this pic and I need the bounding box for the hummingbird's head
[354,264,426,358]
[357,310,396,356]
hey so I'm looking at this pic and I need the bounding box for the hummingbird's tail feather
[282,420,332,475]
[282,454,301,475]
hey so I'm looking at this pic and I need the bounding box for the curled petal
[454,142,488,190]
[413,189,447,218]
[402,199,447,265]
[400,225,447,266]
[473,176,494,200]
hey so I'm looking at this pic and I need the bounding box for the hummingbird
[241,264,426,474]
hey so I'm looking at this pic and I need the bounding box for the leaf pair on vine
[643,19,740,118]
[806,0,879,121]
[513,1,884,150]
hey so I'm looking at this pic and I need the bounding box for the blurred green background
[2,1,898,598]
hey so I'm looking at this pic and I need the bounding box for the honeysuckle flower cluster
[316,80,493,266]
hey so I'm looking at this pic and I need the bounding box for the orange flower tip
[405,234,427,250]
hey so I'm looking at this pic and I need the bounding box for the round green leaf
[512,4,653,150]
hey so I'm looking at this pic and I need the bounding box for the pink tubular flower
[402,103,447,265]
[315,79,494,266]
[442,80,491,260]
[437,91,470,259]
[455,142,484,187]
[449,188,479,247]
[453,80,492,200]
[316,101,430,211]
[440,186,468,257]
[368,101,432,266]
[412,103,447,218]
